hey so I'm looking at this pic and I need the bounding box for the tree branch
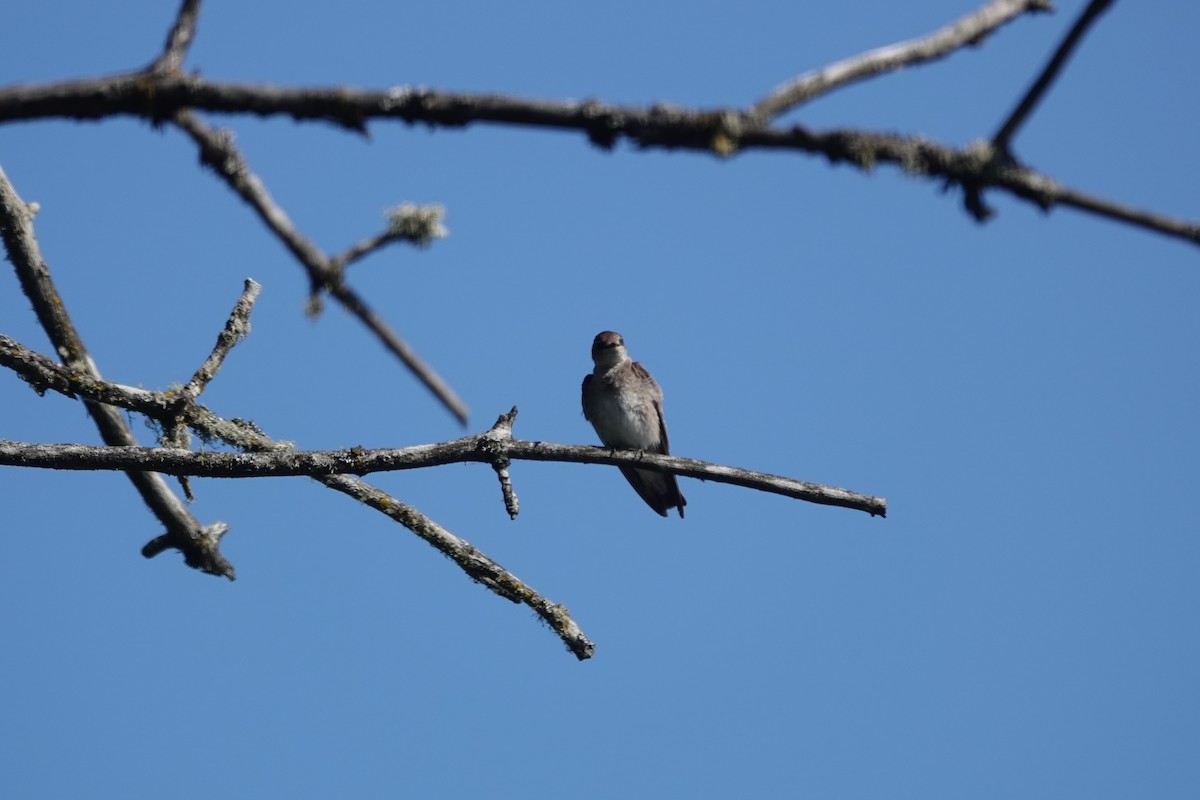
[148,0,203,76]
[0,434,886,517]
[170,110,470,425]
[1,66,1193,247]
[749,0,1052,121]
[0,205,584,653]
[744,128,1200,244]
[181,278,260,401]
[484,408,521,519]
[993,0,1115,153]
[162,276,259,500]
[0,333,595,659]
[0,344,887,518]
[330,205,448,270]
[0,163,235,580]
[313,470,593,659]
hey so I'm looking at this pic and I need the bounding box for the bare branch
[1,70,1192,248]
[1051,183,1200,243]
[167,275,260,499]
[181,278,261,400]
[0,435,886,518]
[743,128,1200,245]
[330,230,405,271]
[749,0,1053,122]
[2,334,885,515]
[493,460,519,519]
[1,334,179,417]
[142,521,229,568]
[0,164,235,580]
[330,205,448,270]
[149,0,203,76]
[993,0,1115,153]
[171,111,325,265]
[314,472,592,659]
[0,333,594,658]
[169,111,471,424]
[480,408,521,519]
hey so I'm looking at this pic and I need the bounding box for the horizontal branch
[1,71,1194,248]
[0,433,886,518]
[2,330,885,516]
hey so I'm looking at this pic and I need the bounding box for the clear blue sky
[2,2,1197,798]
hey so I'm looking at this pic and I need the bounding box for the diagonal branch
[181,278,260,401]
[749,0,1052,121]
[993,0,1115,153]
[165,276,260,500]
[0,163,235,580]
[314,471,594,660]
[170,110,470,425]
[149,0,203,76]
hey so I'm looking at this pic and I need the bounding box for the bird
[582,331,686,517]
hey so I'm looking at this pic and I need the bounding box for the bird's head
[591,330,628,370]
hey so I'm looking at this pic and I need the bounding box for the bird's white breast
[589,375,660,450]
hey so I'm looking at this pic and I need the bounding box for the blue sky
[2,1,1197,798]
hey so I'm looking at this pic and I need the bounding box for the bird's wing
[631,362,664,402]
[581,373,593,421]
[653,399,671,455]
[632,362,670,455]
[617,466,671,517]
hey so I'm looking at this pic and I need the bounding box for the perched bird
[582,331,686,517]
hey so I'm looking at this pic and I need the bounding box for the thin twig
[330,231,402,271]
[169,276,260,499]
[330,205,448,270]
[493,460,519,519]
[993,0,1115,152]
[0,164,235,579]
[481,408,521,519]
[749,0,1052,121]
[181,278,261,400]
[149,0,203,76]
